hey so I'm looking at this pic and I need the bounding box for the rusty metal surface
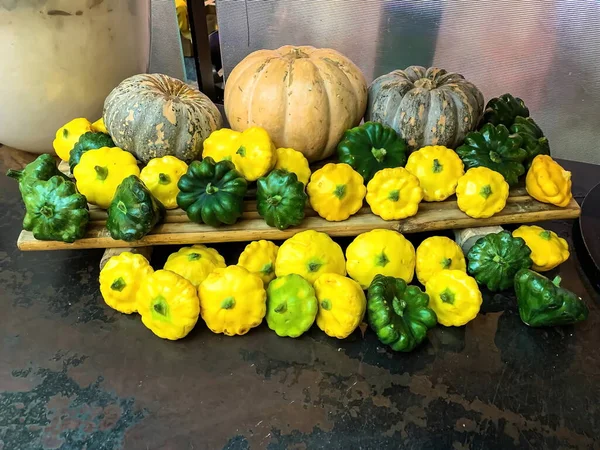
[1,148,600,449]
[216,0,600,165]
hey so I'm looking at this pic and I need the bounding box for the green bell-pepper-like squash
[337,121,408,182]
[467,231,532,292]
[456,123,527,186]
[510,116,550,167]
[481,93,530,127]
[256,169,307,230]
[266,274,318,338]
[106,175,165,242]
[22,176,89,243]
[69,131,115,173]
[7,154,69,195]
[177,157,247,227]
[367,274,437,352]
[515,269,588,327]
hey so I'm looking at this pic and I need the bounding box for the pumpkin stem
[371,147,387,163]
[187,252,201,261]
[110,277,127,292]
[432,159,443,173]
[320,299,331,311]
[274,302,287,314]
[414,78,434,90]
[221,296,236,309]
[540,231,552,241]
[552,275,562,287]
[375,251,390,267]
[6,169,23,181]
[261,263,273,275]
[441,257,452,269]
[388,190,400,202]
[333,184,346,199]
[392,296,407,316]
[95,165,108,181]
[307,261,322,273]
[489,151,502,164]
[117,200,128,215]
[158,173,171,185]
[205,183,219,195]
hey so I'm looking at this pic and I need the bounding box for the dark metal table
[1,147,599,450]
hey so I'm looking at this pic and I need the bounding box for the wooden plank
[16,194,581,251]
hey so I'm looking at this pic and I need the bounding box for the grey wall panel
[217,0,600,165]
[149,0,185,80]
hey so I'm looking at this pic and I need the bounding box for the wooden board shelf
[17,187,581,251]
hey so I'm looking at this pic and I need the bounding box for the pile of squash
[6,45,586,348]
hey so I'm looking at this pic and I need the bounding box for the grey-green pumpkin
[366,66,484,151]
[103,73,222,164]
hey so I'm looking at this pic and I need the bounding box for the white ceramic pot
[0,0,150,153]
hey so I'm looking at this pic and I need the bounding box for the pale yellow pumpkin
[224,45,367,162]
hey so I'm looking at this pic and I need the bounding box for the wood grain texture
[17,187,581,251]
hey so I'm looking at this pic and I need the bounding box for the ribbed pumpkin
[224,45,367,162]
[366,66,484,151]
[103,74,222,164]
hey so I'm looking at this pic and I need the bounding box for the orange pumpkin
[224,45,367,162]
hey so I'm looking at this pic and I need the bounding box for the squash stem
[205,183,219,195]
[158,173,171,185]
[371,147,387,163]
[94,165,108,181]
[552,275,562,287]
[6,169,23,181]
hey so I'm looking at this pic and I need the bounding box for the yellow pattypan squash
[307,163,366,221]
[202,127,276,181]
[136,269,200,340]
[456,167,509,218]
[405,145,464,201]
[416,236,466,285]
[512,225,570,271]
[275,230,346,284]
[92,118,109,134]
[346,229,415,288]
[274,148,311,185]
[238,240,279,286]
[426,270,482,327]
[140,156,188,209]
[526,155,572,207]
[314,273,366,339]
[198,265,266,336]
[53,118,94,161]
[73,147,140,208]
[164,244,226,287]
[366,167,423,220]
[99,252,154,314]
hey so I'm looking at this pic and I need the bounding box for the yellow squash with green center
[307,163,366,221]
[73,147,140,208]
[405,145,464,201]
[345,229,415,289]
[512,225,570,271]
[53,118,94,161]
[202,127,276,181]
[456,167,509,218]
[140,156,189,209]
[366,167,423,220]
[198,265,266,336]
[99,252,154,314]
[426,270,482,326]
[415,236,466,285]
[136,270,200,340]
[314,273,366,339]
[274,147,311,185]
[237,240,279,286]
[164,245,226,287]
[275,230,346,284]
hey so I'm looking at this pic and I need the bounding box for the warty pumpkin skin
[224,45,368,162]
[366,66,484,151]
[104,73,222,164]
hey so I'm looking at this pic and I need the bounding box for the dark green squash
[7,154,69,195]
[22,176,89,243]
[510,116,550,166]
[69,131,115,172]
[467,231,532,292]
[456,123,527,186]
[367,274,437,352]
[337,121,408,182]
[366,66,484,151]
[106,175,165,242]
[256,169,307,230]
[481,93,529,127]
[177,157,247,227]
